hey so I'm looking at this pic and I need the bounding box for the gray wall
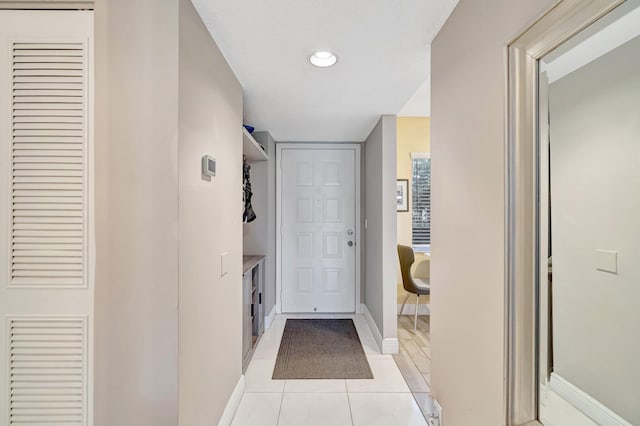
[429,0,556,424]
[246,132,277,318]
[177,0,244,423]
[94,0,244,424]
[549,35,640,425]
[94,0,180,424]
[364,115,398,339]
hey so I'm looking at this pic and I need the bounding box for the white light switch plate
[221,252,230,277]
[595,249,617,274]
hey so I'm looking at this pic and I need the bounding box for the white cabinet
[242,256,265,372]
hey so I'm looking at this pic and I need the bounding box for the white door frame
[276,143,361,315]
[505,0,625,423]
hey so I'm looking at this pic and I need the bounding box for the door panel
[0,11,93,425]
[280,148,357,313]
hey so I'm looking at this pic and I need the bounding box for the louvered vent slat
[14,103,83,110]
[10,42,86,289]
[14,48,82,55]
[14,65,83,73]
[14,85,84,92]
[14,67,83,76]
[13,43,84,49]
[8,317,86,425]
[14,77,84,85]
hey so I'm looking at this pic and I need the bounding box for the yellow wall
[396,117,430,248]
[396,117,430,304]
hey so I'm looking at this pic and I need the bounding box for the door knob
[347,241,354,247]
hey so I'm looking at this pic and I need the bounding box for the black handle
[251,304,254,317]
[259,292,262,304]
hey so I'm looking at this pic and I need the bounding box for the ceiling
[191,0,458,142]
[398,79,430,117]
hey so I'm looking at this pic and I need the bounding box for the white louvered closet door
[0,11,94,426]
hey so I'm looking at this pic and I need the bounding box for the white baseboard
[217,375,245,426]
[362,304,399,354]
[549,373,632,426]
[362,304,383,352]
[540,381,597,426]
[382,336,399,354]
[397,303,430,315]
[264,306,276,329]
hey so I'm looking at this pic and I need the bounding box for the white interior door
[0,11,93,425]
[279,146,359,313]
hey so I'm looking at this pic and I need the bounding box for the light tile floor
[394,315,434,419]
[231,314,428,426]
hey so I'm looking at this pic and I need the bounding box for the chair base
[398,293,420,333]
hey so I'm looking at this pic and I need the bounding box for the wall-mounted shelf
[243,128,268,162]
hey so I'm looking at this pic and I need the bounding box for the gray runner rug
[272,319,373,379]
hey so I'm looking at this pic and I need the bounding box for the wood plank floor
[393,314,432,420]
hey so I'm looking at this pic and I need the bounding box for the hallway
[231,315,428,426]
[2,0,637,425]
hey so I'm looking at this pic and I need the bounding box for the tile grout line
[275,391,285,425]
[346,392,356,426]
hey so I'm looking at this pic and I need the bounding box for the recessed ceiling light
[309,51,337,68]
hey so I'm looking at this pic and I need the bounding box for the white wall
[429,0,556,425]
[94,0,180,424]
[246,132,276,317]
[549,35,640,425]
[364,115,398,342]
[178,0,244,423]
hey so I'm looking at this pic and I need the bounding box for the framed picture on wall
[396,179,409,212]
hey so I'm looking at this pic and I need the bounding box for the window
[411,154,431,251]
